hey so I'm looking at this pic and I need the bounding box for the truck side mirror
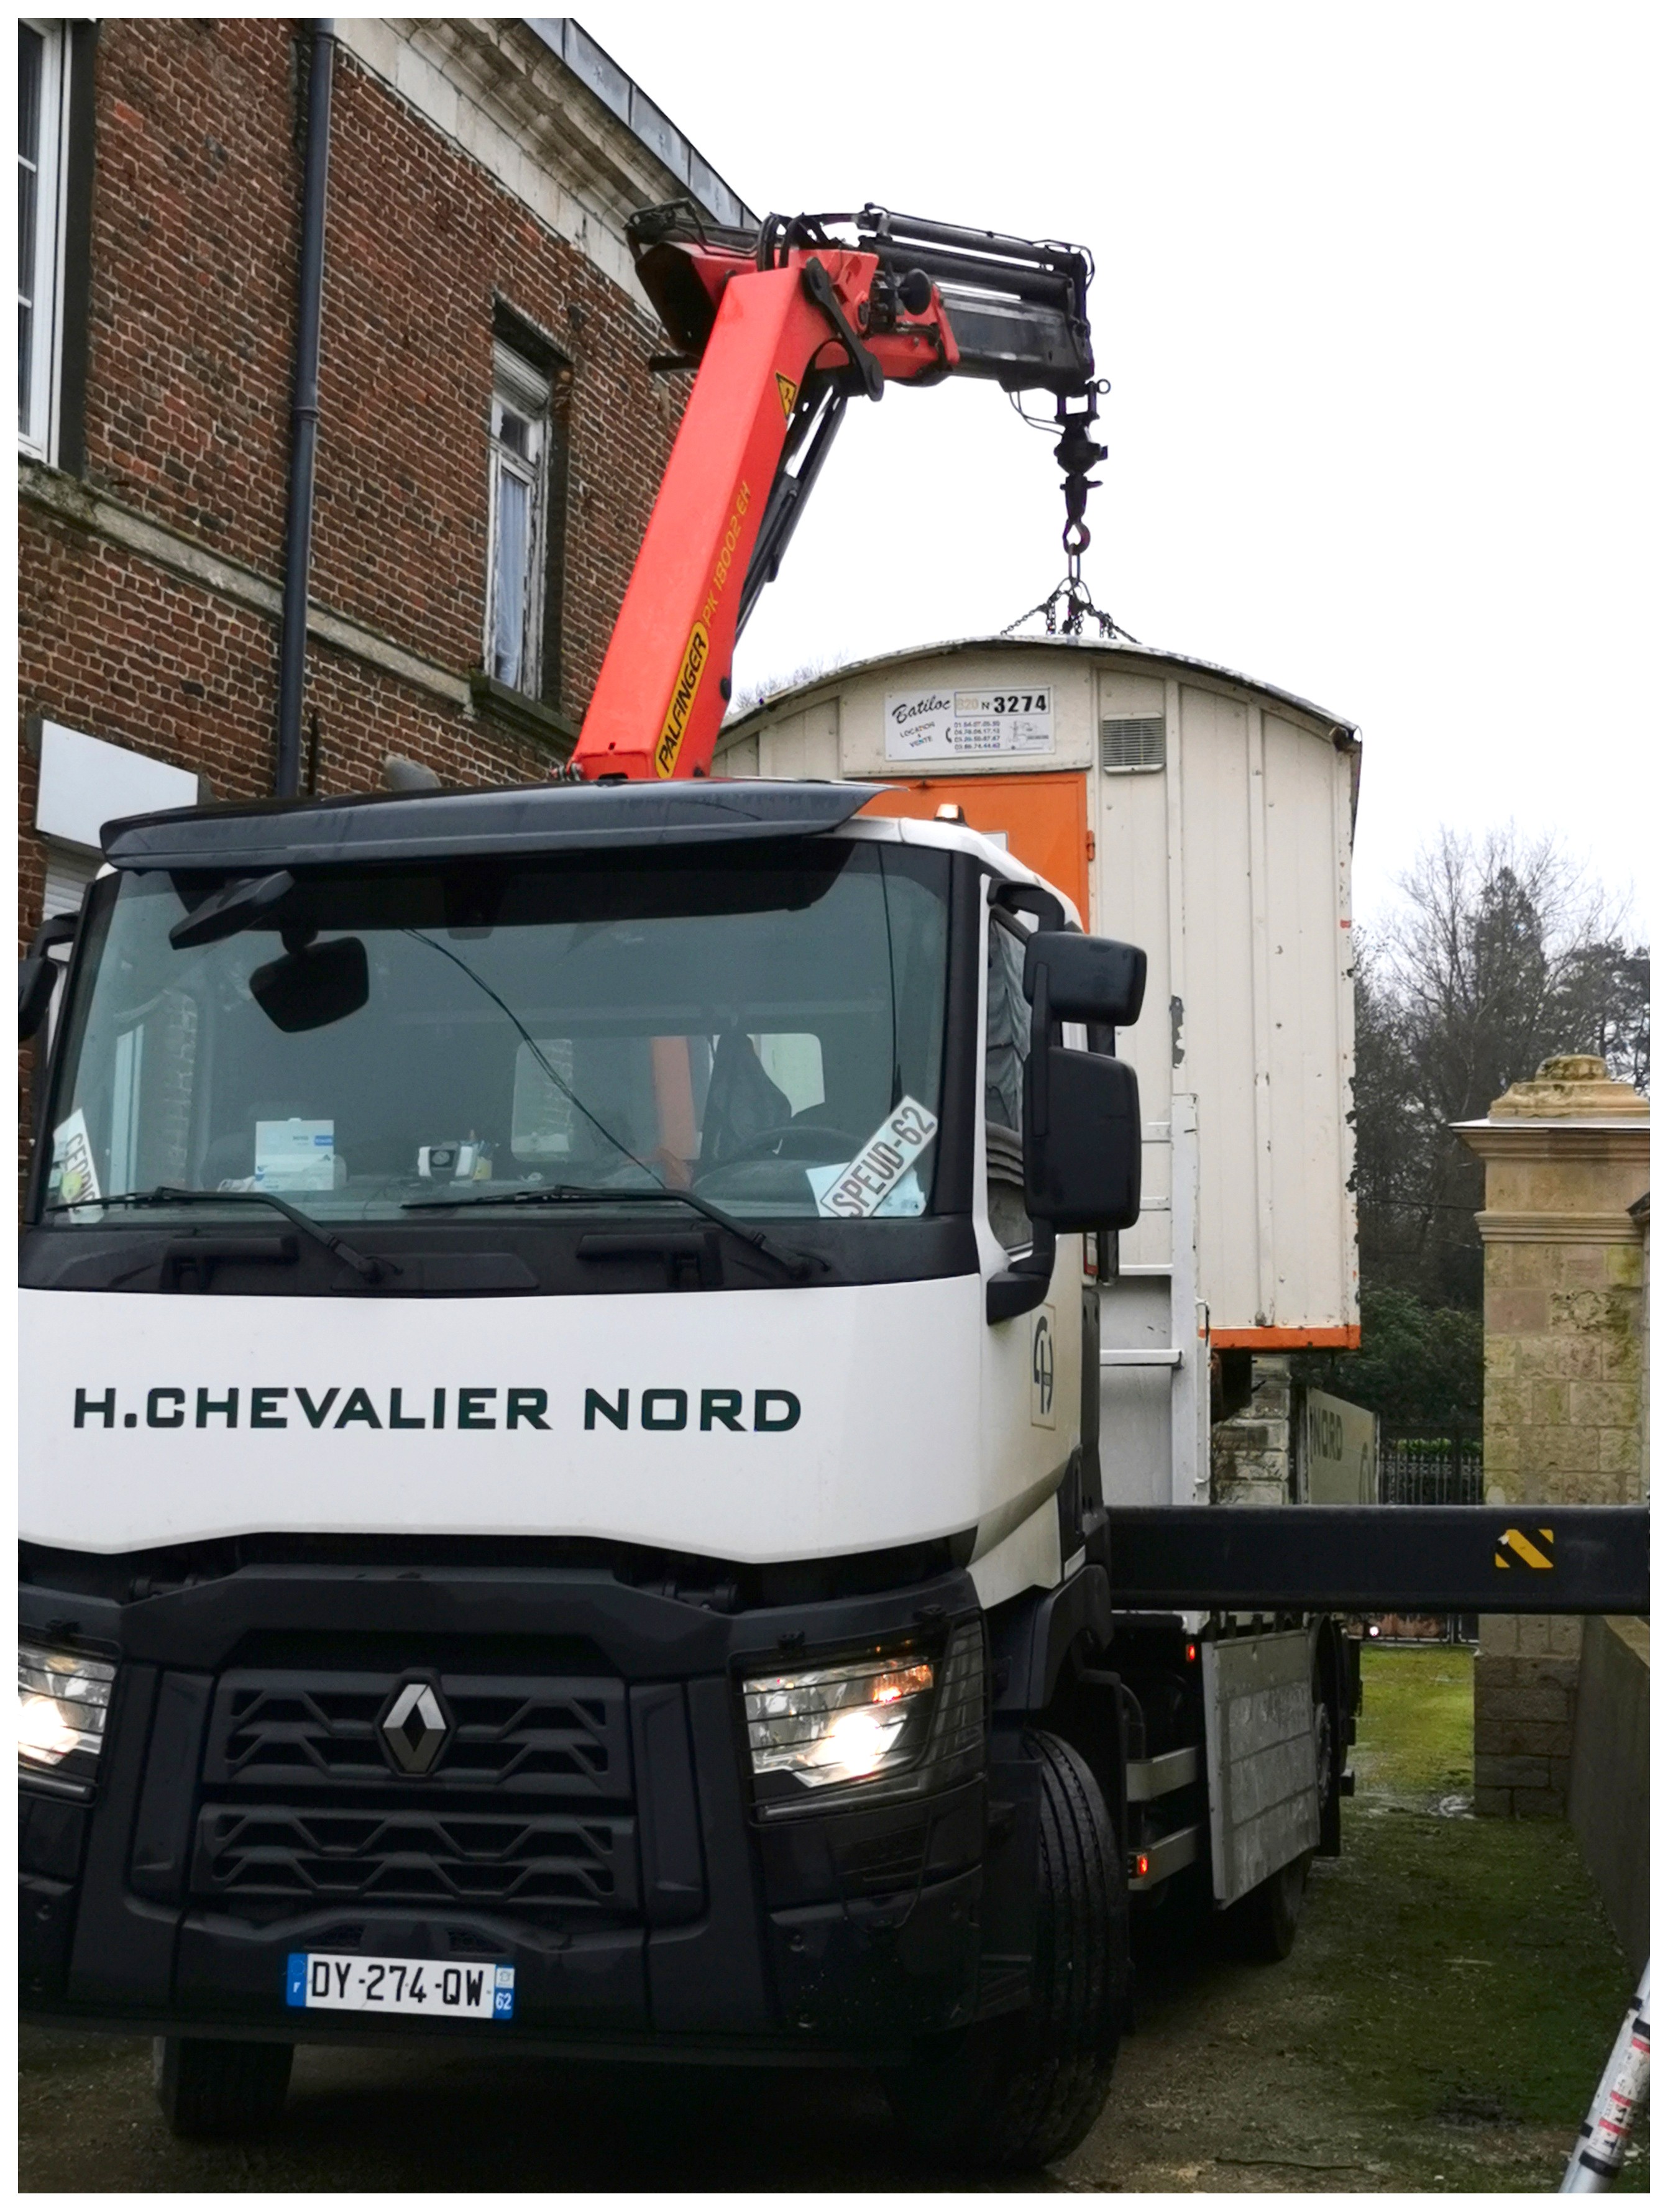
[1022,931,1145,1028]
[18,912,80,1042]
[1024,1049,1141,1228]
[1022,931,1143,1232]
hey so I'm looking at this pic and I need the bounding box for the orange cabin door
[862,773,1091,923]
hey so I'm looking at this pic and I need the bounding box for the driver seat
[699,1029,793,1167]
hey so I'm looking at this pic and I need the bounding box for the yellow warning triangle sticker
[776,373,798,419]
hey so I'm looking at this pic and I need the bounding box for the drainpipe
[275,19,336,797]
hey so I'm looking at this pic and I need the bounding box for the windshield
[40,841,950,1227]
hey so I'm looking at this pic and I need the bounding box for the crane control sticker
[884,687,1054,761]
[807,1098,939,1219]
[654,621,710,778]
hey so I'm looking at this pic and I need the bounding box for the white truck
[19,752,1353,2165]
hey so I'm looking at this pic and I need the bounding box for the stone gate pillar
[1455,1055,1649,1816]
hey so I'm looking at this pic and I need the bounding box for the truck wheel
[1222,1852,1311,1963]
[152,2036,294,2138]
[885,1731,1127,2171]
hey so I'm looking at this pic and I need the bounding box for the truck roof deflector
[101,779,886,871]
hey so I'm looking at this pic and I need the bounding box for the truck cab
[21,774,1191,2166]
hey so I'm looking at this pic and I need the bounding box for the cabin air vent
[1100,716,1165,772]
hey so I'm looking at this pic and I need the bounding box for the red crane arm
[569,204,1101,783]
[571,242,956,782]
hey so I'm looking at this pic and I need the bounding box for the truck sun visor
[100,779,886,872]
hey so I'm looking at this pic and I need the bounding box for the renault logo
[380,1681,449,1775]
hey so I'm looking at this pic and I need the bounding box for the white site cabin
[720,634,1362,1900]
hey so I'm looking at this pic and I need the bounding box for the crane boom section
[572,245,956,782]
[571,203,1101,783]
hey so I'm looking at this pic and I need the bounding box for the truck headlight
[742,1619,986,1807]
[19,1645,115,1781]
[746,1653,935,1787]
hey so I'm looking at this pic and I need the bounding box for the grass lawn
[1311,1643,1647,2189]
[1065,1639,1647,2191]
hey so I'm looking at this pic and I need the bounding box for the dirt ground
[1061,1645,1647,2193]
[19,1645,1646,2193]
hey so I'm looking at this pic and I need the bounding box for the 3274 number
[987,692,1048,715]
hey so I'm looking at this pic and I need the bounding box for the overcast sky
[587,4,1658,931]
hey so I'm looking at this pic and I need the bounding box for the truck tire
[1222,1851,1311,1963]
[152,2036,294,2138]
[1314,1687,1336,1817]
[885,1730,1127,2171]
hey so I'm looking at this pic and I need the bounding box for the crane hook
[1054,387,1107,564]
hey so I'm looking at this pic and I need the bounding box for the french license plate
[286,1952,514,2020]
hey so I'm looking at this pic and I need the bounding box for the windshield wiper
[48,1186,385,1282]
[402,1181,822,1282]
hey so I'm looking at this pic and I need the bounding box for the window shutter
[42,841,99,924]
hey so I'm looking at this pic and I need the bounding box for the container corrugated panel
[718,639,1359,1345]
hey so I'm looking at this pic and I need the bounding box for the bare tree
[1354,828,1647,1309]
[725,656,850,721]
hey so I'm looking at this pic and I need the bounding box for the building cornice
[337,21,753,313]
[1454,1119,1650,1166]
[1476,1210,1648,1245]
[520,22,753,231]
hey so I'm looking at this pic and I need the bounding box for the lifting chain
[1000,568,1131,641]
[1002,380,1134,641]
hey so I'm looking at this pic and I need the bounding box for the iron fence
[1378,1433,1483,1507]
[1373,1431,1483,1641]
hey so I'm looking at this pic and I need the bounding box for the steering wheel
[705,1122,862,1166]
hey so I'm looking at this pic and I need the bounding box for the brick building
[19,17,752,937]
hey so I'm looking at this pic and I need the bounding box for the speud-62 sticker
[810,1098,939,1219]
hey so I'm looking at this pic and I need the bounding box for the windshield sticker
[809,1097,939,1219]
[51,1107,101,1207]
[806,1163,925,1219]
[255,1118,336,1193]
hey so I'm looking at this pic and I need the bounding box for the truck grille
[202,1670,628,1797]
[193,1805,638,1913]
[191,1668,640,1927]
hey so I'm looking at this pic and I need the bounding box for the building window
[485,343,552,696]
[19,19,68,461]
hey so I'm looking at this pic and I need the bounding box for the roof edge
[523,20,756,231]
[723,633,1359,746]
[101,779,881,871]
